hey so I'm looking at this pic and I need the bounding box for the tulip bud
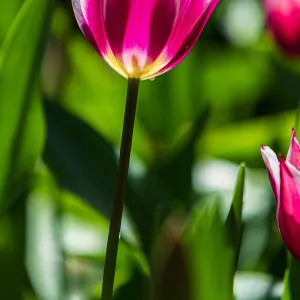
[72,0,219,80]
[261,129,300,260]
[263,0,300,57]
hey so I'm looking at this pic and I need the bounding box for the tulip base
[101,78,140,300]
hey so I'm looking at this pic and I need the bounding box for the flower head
[263,0,300,57]
[72,0,219,80]
[261,129,300,260]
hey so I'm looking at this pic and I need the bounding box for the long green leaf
[43,100,118,217]
[151,215,191,300]
[0,1,23,45]
[186,201,234,300]
[0,193,27,299]
[0,0,54,212]
[225,163,246,268]
[282,255,300,300]
[43,101,164,256]
[155,105,210,206]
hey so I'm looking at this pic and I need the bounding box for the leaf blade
[225,163,246,268]
[0,0,55,211]
[282,255,300,300]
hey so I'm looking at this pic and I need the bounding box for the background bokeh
[1,0,299,299]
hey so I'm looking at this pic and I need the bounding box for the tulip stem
[101,78,140,300]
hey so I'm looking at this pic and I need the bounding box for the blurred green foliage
[1,0,300,299]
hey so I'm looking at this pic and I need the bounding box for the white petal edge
[261,146,280,199]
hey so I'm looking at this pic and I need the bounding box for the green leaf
[225,163,246,267]
[113,267,148,300]
[151,214,191,300]
[0,1,23,44]
[27,162,149,299]
[43,100,118,217]
[155,105,210,206]
[185,200,234,300]
[0,194,27,299]
[43,101,159,256]
[0,0,55,212]
[282,255,300,300]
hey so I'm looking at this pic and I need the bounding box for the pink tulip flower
[263,0,300,57]
[261,129,300,260]
[72,0,219,80]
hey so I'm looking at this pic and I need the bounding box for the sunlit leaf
[0,0,54,212]
[185,200,234,300]
[0,0,54,297]
[0,1,23,44]
[225,163,245,267]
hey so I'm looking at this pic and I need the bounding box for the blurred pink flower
[72,0,219,80]
[261,129,300,260]
[263,0,300,57]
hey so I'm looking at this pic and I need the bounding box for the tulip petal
[263,0,300,13]
[278,159,300,260]
[104,0,178,77]
[103,0,131,56]
[164,0,208,58]
[73,0,219,79]
[287,128,300,171]
[72,0,127,77]
[143,0,219,79]
[155,0,219,78]
[148,0,180,60]
[119,0,154,74]
[261,146,280,201]
[263,0,300,57]
[72,0,99,52]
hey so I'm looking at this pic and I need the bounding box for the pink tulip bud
[261,129,300,260]
[263,0,300,57]
[72,0,219,80]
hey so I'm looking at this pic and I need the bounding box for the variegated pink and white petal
[72,0,100,53]
[287,128,300,170]
[145,0,219,79]
[261,145,280,202]
[72,0,219,79]
[142,0,218,79]
[103,0,179,77]
[278,159,300,260]
[72,0,127,77]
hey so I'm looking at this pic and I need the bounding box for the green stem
[101,78,140,300]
